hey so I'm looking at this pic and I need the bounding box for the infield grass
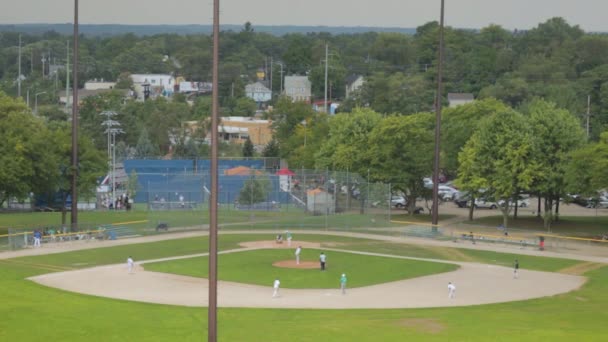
[143,248,458,288]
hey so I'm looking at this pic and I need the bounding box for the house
[58,89,129,106]
[447,93,474,107]
[183,116,273,147]
[245,82,272,103]
[345,75,364,99]
[85,79,116,90]
[284,76,312,103]
[130,74,175,100]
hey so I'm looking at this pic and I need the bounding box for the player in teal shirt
[340,273,347,295]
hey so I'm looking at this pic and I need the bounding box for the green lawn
[1,233,607,341]
[471,215,608,237]
[144,248,458,288]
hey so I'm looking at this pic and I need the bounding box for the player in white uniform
[272,278,281,297]
[295,246,302,265]
[286,231,293,246]
[127,256,134,274]
[448,282,456,299]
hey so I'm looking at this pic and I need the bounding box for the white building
[345,75,364,99]
[130,74,175,100]
[284,76,312,103]
[447,93,475,107]
[85,79,116,90]
[245,81,272,103]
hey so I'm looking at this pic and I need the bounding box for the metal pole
[71,0,79,230]
[586,95,591,139]
[280,63,283,94]
[431,0,445,229]
[18,34,21,98]
[112,133,116,207]
[208,0,220,339]
[324,43,329,113]
[65,40,70,112]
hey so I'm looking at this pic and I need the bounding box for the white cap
[342,274,346,277]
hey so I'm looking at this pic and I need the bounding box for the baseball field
[0,228,607,341]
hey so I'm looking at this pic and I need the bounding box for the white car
[390,196,407,209]
[474,198,498,209]
[498,198,530,208]
[438,185,460,200]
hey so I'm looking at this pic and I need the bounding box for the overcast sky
[1,0,607,32]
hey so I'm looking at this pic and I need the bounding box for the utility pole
[208,0,220,339]
[324,43,329,114]
[431,0,445,230]
[18,34,22,98]
[71,0,80,230]
[65,40,70,111]
[270,56,273,96]
[586,95,591,139]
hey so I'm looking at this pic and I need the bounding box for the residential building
[130,74,175,100]
[85,79,116,90]
[447,93,474,107]
[58,88,129,106]
[245,81,272,103]
[183,116,273,147]
[284,76,312,103]
[345,75,364,99]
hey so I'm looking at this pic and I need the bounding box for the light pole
[301,119,307,146]
[100,111,119,160]
[431,0,446,230]
[34,91,46,115]
[107,128,124,206]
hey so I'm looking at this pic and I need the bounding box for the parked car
[390,196,407,209]
[587,196,608,209]
[497,198,530,208]
[474,198,498,209]
[438,185,460,200]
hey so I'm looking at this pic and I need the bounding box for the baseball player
[295,246,302,264]
[33,230,42,248]
[320,252,327,271]
[514,259,519,279]
[448,282,456,299]
[272,278,281,298]
[286,230,293,246]
[127,256,134,274]
[340,273,348,295]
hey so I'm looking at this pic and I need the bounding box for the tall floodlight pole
[208,0,220,339]
[18,34,22,98]
[65,40,70,111]
[71,0,79,230]
[324,43,329,113]
[431,0,445,229]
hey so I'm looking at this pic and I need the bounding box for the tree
[367,113,435,215]
[233,97,257,117]
[523,99,586,227]
[457,108,539,228]
[565,131,608,199]
[242,137,254,157]
[262,138,280,158]
[315,107,382,174]
[238,176,270,205]
[135,127,159,158]
[0,92,42,206]
[442,98,509,178]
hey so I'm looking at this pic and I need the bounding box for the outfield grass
[471,215,608,237]
[1,233,607,341]
[144,248,458,288]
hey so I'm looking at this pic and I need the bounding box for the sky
[1,0,607,32]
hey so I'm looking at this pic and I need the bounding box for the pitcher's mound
[273,260,319,269]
